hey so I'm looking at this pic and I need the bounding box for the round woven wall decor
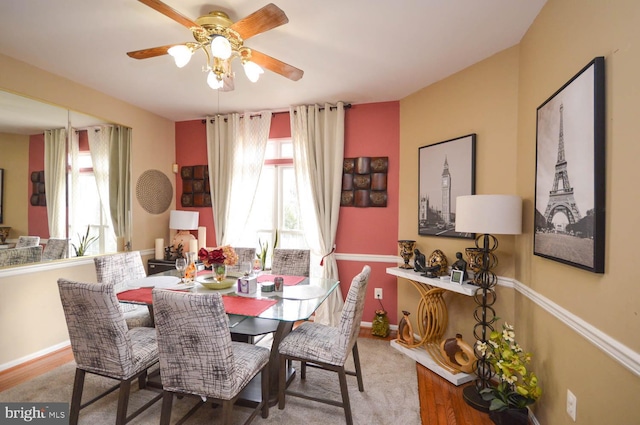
[136,169,173,214]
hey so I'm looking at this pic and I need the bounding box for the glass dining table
[117,269,341,405]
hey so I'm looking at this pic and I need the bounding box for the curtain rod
[200,103,352,124]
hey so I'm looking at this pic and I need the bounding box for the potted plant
[477,322,542,425]
[71,226,98,257]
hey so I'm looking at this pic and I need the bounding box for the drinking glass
[175,258,187,281]
[241,261,252,276]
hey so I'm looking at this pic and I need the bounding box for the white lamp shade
[243,61,264,82]
[167,45,192,68]
[207,71,224,89]
[455,195,522,235]
[210,36,232,60]
[169,210,199,230]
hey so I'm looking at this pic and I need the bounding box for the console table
[386,266,477,385]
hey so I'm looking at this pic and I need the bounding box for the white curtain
[87,125,132,244]
[206,112,271,246]
[44,128,67,239]
[87,126,113,238]
[69,129,81,249]
[290,102,346,325]
[108,125,133,244]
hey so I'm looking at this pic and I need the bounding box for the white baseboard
[0,340,70,372]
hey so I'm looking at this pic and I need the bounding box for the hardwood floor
[2,329,494,425]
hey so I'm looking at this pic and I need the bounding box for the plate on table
[196,273,241,290]
[126,275,181,289]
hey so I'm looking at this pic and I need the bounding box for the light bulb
[210,36,232,60]
[207,71,223,90]
[167,45,192,68]
[243,61,264,83]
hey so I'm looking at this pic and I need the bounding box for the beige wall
[0,54,175,365]
[399,45,520,341]
[0,133,29,236]
[399,1,640,424]
[515,0,640,423]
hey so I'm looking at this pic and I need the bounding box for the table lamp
[169,210,199,253]
[455,194,522,412]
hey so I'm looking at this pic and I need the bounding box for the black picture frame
[534,57,605,273]
[418,134,476,239]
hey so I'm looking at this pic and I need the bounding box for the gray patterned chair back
[15,235,40,248]
[335,265,371,363]
[227,247,256,273]
[57,279,157,379]
[270,249,310,276]
[0,245,42,267]
[42,238,68,260]
[94,251,146,293]
[153,289,269,400]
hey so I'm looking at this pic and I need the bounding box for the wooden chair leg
[159,391,173,425]
[338,368,353,425]
[221,400,234,425]
[278,354,287,410]
[261,364,270,418]
[69,369,85,425]
[115,379,132,425]
[138,369,148,389]
[352,342,364,392]
[301,360,307,380]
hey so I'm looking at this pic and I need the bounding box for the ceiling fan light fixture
[210,36,232,60]
[207,70,224,90]
[243,60,264,83]
[167,45,192,68]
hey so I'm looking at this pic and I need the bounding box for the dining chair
[15,235,40,248]
[57,278,162,425]
[152,289,270,425]
[94,251,153,328]
[42,238,69,260]
[227,247,257,273]
[270,248,310,276]
[277,265,371,425]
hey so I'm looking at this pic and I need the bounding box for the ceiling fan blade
[138,0,200,29]
[230,3,288,40]
[250,49,303,81]
[126,45,175,59]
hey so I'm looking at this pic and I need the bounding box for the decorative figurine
[398,240,416,269]
[397,310,415,346]
[414,249,427,273]
[439,333,476,374]
[451,251,468,281]
[426,249,449,277]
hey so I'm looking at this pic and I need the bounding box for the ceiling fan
[127,0,304,90]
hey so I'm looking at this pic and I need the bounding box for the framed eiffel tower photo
[534,57,605,273]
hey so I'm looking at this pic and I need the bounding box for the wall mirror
[0,89,124,269]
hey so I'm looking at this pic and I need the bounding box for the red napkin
[117,288,154,304]
[257,274,305,286]
[221,295,277,316]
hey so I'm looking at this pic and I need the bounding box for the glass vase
[371,310,390,338]
[212,263,227,283]
[184,252,197,282]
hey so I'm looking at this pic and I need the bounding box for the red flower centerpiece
[198,246,238,267]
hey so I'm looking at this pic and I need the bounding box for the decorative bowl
[196,272,240,290]
[0,227,10,244]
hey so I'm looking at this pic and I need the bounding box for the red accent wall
[174,102,401,323]
[28,134,48,239]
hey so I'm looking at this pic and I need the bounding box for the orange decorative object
[439,334,476,374]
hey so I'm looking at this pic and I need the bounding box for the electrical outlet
[374,288,383,299]
[567,389,577,421]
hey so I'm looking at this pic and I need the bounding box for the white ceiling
[0,0,546,124]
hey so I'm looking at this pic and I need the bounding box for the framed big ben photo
[418,134,476,239]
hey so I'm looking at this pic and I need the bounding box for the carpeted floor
[0,337,420,424]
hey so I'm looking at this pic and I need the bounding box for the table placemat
[221,295,277,316]
[117,287,191,304]
[257,274,305,286]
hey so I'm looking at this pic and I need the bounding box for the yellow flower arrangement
[477,322,542,412]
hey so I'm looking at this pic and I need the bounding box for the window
[69,151,116,255]
[236,138,307,263]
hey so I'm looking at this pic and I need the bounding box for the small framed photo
[451,269,465,284]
